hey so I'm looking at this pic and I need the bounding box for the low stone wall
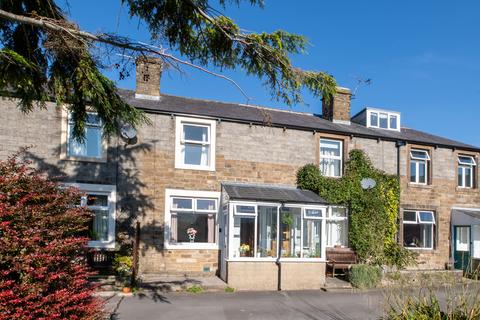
[226,260,326,291]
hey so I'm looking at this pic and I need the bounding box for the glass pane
[403,211,417,222]
[327,220,348,247]
[305,208,323,218]
[235,205,256,215]
[404,224,421,248]
[379,113,388,128]
[465,167,472,188]
[419,162,426,184]
[91,209,109,241]
[458,156,475,165]
[422,224,433,248]
[184,144,209,166]
[320,139,341,157]
[87,194,108,207]
[458,167,464,187]
[411,150,429,160]
[184,125,208,142]
[389,115,397,129]
[419,211,434,223]
[172,198,193,210]
[177,213,211,243]
[197,199,216,211]
[85,126,102,157]
[257,206,278,257]
[320,159,341,177]
[233,216,255,257]
[331,207,347,218]
[280,207,301,257]
[410,161,417,183]
[303,219,322,258]
[370,112,378,127]
[86,113,101,125]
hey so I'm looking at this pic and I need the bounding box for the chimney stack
[322,86,351,124]
[135,56,163,100]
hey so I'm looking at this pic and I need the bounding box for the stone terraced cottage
[1,58,480,290]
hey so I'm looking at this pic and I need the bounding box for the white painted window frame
[175,116,216,171]
[319,138,343,178]
[458,155,476,189]
[65,111,106,162]
[226,201,330,262]
[325,206,349,248]
[366,109,401,132]
[164,189,220,250]
[410,149,430,185]
[65,183,116,249]
[403,210,435,250]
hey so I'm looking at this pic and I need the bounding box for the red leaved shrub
[0,154,104,320]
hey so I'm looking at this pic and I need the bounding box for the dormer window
[365,109,400,131]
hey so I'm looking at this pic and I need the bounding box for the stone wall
[1,96,479,275]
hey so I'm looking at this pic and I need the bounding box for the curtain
[207,214,215,243]
[171,214,178,242]
[321,149,336,176]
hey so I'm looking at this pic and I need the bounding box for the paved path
[108,290,386,320]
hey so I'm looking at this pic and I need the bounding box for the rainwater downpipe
[395,140,406,243]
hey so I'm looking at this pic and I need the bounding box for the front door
[454,226,471,271]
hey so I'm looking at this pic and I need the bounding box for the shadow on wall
[20,140,165,256]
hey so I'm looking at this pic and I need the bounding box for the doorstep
[321,276,354,292]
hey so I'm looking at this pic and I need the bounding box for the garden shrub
[349,264,382,289]
[297,150,417,269]
[0,154,103,319]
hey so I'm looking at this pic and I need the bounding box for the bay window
[320,138,343,177]
[403,210,435,249]
[458,155,476,188]
[410,149,430,184]
[175,117,216,171]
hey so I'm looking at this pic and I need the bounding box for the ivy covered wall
[297,149,416,269]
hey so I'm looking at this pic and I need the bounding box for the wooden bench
[326,248,357,277]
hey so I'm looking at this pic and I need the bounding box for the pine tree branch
[0,8,250,101]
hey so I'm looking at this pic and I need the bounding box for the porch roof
[222,183,329,205]
[452,208,480,220]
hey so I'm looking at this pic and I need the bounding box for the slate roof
[222,183,329,204]
[117,89,480,151]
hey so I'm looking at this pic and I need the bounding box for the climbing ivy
[297,149,417,269]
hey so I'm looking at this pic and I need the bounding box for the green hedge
[349,264,382,289]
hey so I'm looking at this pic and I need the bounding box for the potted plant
[239,244,250,257]
[113,255,133,293]
[187,228,197,242]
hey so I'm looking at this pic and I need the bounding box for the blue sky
[62,1,480,146]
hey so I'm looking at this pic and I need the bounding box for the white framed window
[458,155,476,188]
[66,183,116,249]
[164,189,220,249]
[410,149,430,185]
[367,109,400,131]
[228,203,329,260]
[67,112,104,160]
[403,210,435,250]
[326,207,348,247]
[175,116,216,171]
[320,138,343,177]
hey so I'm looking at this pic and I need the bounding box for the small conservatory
[219,183,348,291]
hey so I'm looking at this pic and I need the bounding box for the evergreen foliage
[297,149,417,268]
[0,0,337,140]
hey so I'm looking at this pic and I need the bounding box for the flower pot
[122,287,131,293]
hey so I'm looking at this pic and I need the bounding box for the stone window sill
[456,187,478,193]
[408,183,433,189]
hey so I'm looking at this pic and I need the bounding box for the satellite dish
[120,124,137,140]
[361,178,377,190]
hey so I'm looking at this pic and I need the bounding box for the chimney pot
[322,86,351,124]
[135,56,162,100]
